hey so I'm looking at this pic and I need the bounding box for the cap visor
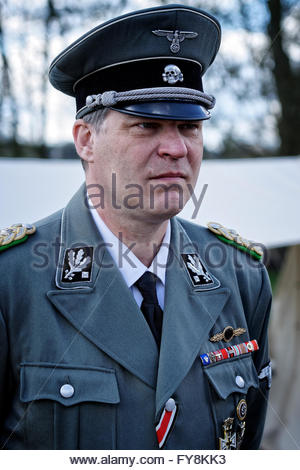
[112,101,211,121]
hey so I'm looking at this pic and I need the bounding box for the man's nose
[157,128,188,159]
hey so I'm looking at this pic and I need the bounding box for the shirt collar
[89,202,170,289]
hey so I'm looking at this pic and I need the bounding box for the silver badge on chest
[162,64,184,84]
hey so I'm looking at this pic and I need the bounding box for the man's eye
[138,122,159,129]
[179,123,199,130]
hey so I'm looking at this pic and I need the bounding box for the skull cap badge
[162,64,184,84]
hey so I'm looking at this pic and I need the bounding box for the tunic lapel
[47,184,158,389]
[155,218,230,415]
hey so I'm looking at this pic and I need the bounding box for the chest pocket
[203,355,258,448]
[20,363,120,450]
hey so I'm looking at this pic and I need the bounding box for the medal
[210,325,246,343]
[219,418,237,450]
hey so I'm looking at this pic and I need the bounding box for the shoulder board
[207,222,263,261]
[0,223,36,252]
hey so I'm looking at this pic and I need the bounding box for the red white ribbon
[156,404,177,448]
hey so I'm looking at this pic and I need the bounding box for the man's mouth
[150,172,186,180]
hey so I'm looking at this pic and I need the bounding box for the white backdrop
[1,156,300,248]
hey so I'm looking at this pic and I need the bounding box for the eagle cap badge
[152,29,198,53]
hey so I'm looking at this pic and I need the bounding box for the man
[0,5,271,450]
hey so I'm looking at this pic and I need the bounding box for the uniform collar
[89,199,170,288]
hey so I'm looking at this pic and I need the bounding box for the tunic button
[60,384,74,398]
[235,375,245,388]
[165,398,176,412]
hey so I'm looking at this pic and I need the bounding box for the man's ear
[72,119,95,164]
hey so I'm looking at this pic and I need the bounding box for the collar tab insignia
[152,29,198,53]
[62,247,93,283]
[207,221,263,260]
[210,326,246,343]
[181,253,213,287]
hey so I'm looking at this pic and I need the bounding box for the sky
[43,1,275,152]
[2,0,299,153]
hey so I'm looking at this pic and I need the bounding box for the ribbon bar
[200,339,259,366]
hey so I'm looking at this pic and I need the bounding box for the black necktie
[135,271,163,348]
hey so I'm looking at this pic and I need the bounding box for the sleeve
[241,265,272,449]
[0,309,10,436]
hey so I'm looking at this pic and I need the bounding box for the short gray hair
[80,107,109,170]
[82,107,109,132]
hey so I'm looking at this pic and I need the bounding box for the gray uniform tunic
[0,185,271,449]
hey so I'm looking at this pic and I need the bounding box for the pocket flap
[203,355,259,399]
[20,363,120,407]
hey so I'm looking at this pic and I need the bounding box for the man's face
[86,109,204,223]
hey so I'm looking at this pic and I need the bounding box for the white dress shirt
[89,205,170,310]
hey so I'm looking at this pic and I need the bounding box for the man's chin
[145,193,188,218]
[143,204,185,222]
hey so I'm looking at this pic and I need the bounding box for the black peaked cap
[49,4,221,121]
